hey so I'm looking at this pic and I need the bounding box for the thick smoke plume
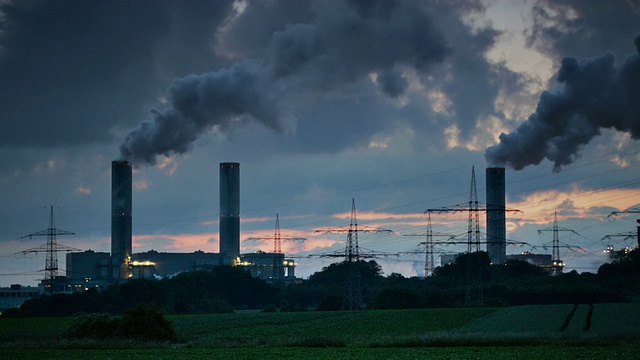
[119,61,280,165]
[485,36,640,172]
[119,1,449,166]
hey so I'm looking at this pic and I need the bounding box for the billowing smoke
[119,61,280,165]
[118,0,450,166]
[485,36,640,172]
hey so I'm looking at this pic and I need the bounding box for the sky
[1,0,639,287]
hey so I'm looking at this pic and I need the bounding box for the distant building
[39,276,108,294]
[439,252,555,274]
[440,253,462,266]
[507,252,554,273]
[238,251,297,283]
[65,248,298,283]
[66,250,110,280]
[131,250,221,277]
[2,278,110,311]
[0,285,40,311]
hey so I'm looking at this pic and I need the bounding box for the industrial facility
[64,161,297,290]
[12,160,578,307]
[435,166,564,275]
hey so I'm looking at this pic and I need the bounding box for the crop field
[169,307,497,346]
[1,303,639,359]
[458,302,640,337]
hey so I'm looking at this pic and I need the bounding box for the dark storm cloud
[376,68,409,98]
[266,0,449,85]
[0,0,516,165]
[120,0,515,165]
[119,0,454,165]
[485,37,640,172]
[434,23,505,140]
[0,0,234,148]
[526,0,640,60]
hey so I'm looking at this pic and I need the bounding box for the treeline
[4,266,274,317]
[3,249,639,317]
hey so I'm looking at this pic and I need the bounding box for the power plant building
[238,251,297,282]
[486,167,506,264]
[63,160,295,289]
[66,250,110,280]
[131,250,221,277]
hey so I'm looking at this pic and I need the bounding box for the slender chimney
[111,160,132,279]
[486,167,506,264]
[220,162,240,265]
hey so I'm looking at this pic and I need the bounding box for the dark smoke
[485,36,640,172]
[118,0,451,166]
[119,61,280,165]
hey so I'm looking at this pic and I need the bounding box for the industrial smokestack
[219,162,240,265]
[486,167,506,264]
[111,160,132,279]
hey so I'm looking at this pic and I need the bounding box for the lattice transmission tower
[16,206,79,293]
[607,207,640,247]
[315,198,392,310]
[402,211,454,277]
[245,213,306,278]
[537,212,582,276]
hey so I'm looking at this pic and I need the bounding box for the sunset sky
[1,0,639,286]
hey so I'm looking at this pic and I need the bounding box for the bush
[66,313,117,340]
[120,304,178,342]
[67,304,177,342]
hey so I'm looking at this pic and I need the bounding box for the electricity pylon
[426,166,521,253]
[608,207,640,246]
[245,213,306,253]
[537,211,582,276]
[425,167,520,305]
[402,211,454,277]
[315,198,392,310]
[245,213,306,279]
[16,206,79,293]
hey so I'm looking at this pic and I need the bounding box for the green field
[1,303,639,359]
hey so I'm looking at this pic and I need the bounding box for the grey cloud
[0,0,518,166]
[376,69,409,98]
[0,0,233,148]
[527,0,640,60]
[267,0,449,86]
[436,26,506,141]
[119,0,456,165]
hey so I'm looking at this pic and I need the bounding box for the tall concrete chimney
[486,167,506,264]
[111,160,132,279]
[220,162,240,265]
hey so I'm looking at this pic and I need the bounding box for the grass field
[1,303,639,359]
[3,345,640,360]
